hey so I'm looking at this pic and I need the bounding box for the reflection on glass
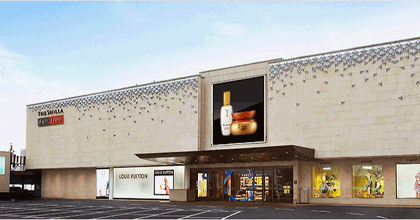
[312,166,341,198]
[353,165,384,198]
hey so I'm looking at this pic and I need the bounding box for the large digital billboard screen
[212,76,265,146]
[396,164,420,198]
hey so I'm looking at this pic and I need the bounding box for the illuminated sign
[38,115,64,127]
[114,167,184,199]
[38,109,64,117]
[154,170,174,195]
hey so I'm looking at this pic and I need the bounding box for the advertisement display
[113,166,184,199]
[197,173,207,197]
[0,157,4,175]
[396,164,420,198]
[96,169,109,198]
[312,166,341,198]
[353,165,384,198]
[212,76,265,145]
[154,170,174,195]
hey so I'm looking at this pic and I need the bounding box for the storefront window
[96,169,109,198]
[396,164,420,199]
[0,156,5,175]
[197,173,207,197]
[224,169,254,202]
[312,166,341,198]
[352,165,384,198]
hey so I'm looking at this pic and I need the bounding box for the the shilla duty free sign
[38,115,64,127]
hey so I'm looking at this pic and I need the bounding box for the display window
[197,173,208,197]
[224,169,254,202]
[0,157,4,175]
[396,164,420,199]
[96,169,109,198]
[352,165,384,198]
[312,166,341,198]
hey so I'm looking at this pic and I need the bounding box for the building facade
[26,37,420,205]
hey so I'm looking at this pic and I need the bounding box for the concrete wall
[0,151,10,193]
[41,168,95,199]
[200,41,420,159]
[26,77,200,169]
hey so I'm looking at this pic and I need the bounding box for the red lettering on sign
[49,115,64,125]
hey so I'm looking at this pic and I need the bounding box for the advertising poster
[154,170,174,195]
[0,157,4,175]
[197,173,207,197]
[397,164,420,198]
[212,76,265,145]
[352,165,384,198]
[96,169,109,197]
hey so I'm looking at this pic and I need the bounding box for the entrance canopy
[135,145,315,166]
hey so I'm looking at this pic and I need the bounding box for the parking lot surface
[0,201,241,219]
[0,199,419,219]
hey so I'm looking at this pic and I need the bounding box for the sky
[1,1,420,154]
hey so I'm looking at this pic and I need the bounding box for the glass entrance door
[264,169,273,202]
[274,168,293,202]
[254,170,264,202]
[254,169,272,202]
[213,171,224,200]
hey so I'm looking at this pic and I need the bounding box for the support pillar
[109,167,114,200]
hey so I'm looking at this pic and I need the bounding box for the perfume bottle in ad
[220,91,233,136]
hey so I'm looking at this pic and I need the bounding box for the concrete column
[293,160,301,204]
[109,167,114,199]
[184,165,190,189]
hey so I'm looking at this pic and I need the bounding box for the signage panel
[154,170,174,195]
[38,115,64,127]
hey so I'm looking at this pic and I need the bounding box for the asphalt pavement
[0,199,418,219]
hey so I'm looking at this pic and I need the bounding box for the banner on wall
[212,76,266,146]
[397,164,420,198]
[96,169,109,197]
[114,166,184,199]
